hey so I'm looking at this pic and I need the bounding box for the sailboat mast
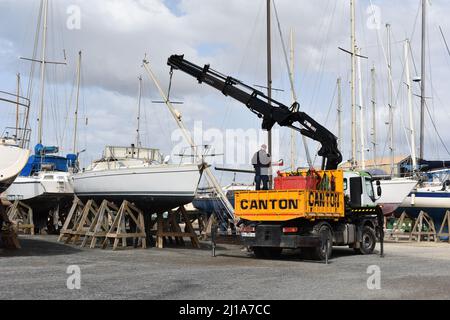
[38,0,48,145]
[290,28,296,171]
[386,23,395,175]
[357,47,366,170]
[267,0,273,184]
[73,51,82,154]
[142,59,236,220]
[405,39,418,171]
[16,73,20,139]
[371,66,377,165]
[337,77,342,152]
[350,0,357,169]
[419,0,426,160]
[136,76,143,148]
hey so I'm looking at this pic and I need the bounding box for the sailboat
[73,76,203,214]
[374,34,418,216]
[399,168,450,222]
[396,0,450,228]
[2,0,77,229]
[0,88,31,193]
[342,2,416,215]
[0,139,30,194]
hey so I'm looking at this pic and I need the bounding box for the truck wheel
[355,226,376,255]
[311,224,333,261]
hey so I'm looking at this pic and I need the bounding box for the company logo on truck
[308,191,340,208]
[240,199,299,211]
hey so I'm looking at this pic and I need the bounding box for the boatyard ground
[1,237,450,300]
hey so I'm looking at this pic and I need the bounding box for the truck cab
[344,171,380,209]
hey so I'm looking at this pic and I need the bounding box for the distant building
[339,155,409,176]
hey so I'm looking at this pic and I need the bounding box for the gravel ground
[0,236,449,300]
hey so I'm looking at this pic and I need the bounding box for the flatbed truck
[167,55,384,261]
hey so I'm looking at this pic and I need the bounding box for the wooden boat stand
[101,200,147,250]
[152,206,200,249]
[0,203,21,249]
[58,198,95,244]
[410,211,437,243]
[438,210,450,244]
[57,197,201,250]
[6,201,35,235]
[58,198,147,250]
[82,200,118,248]
[389,212,410,242]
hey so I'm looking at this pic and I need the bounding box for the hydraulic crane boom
[168,54,343,170]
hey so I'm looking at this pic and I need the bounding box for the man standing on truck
[252,144,272,190]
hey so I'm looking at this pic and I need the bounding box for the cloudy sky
[1,0,450,184]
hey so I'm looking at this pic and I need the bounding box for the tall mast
[350,0,357,169]
[289,28,296,171]
[37,0,48,145]
[73,51,82,154]
[419,0,426,159]
[16,73,21,139]
[405,39,418,171]
[357,47,366,170]
[371,66,377,166]
[267,0,273,184]
[386,23,395,175]
[142,59,236,221]
[337,77,342,152]
[136,76,143,148]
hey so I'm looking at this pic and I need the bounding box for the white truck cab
[343,171,381,208]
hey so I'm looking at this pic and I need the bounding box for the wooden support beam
[102,200,147,251]
[155,207,200,249]
[1,204,21,249]
[410,211,437,243]
[58,197,85,243]
[438,210,450,244]
[70,200,99,245]
[390,212,409,242]
[81,200,118,248]
[6,201,34,235]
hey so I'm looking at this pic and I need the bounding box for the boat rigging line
[272,0,312,167]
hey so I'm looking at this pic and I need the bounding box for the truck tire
[354,226,376,255]
[252,247,282,259]
[310,224,333,261]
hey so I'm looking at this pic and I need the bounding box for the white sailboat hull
[397,186,450,226]
[0,144,30,193]
[400,186,450,209]
[3,172,74,202]
[2,172,74,227]
[376,178,418,216]
[73,164,202,213]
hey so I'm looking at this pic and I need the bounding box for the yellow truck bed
[235,170,345,222]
